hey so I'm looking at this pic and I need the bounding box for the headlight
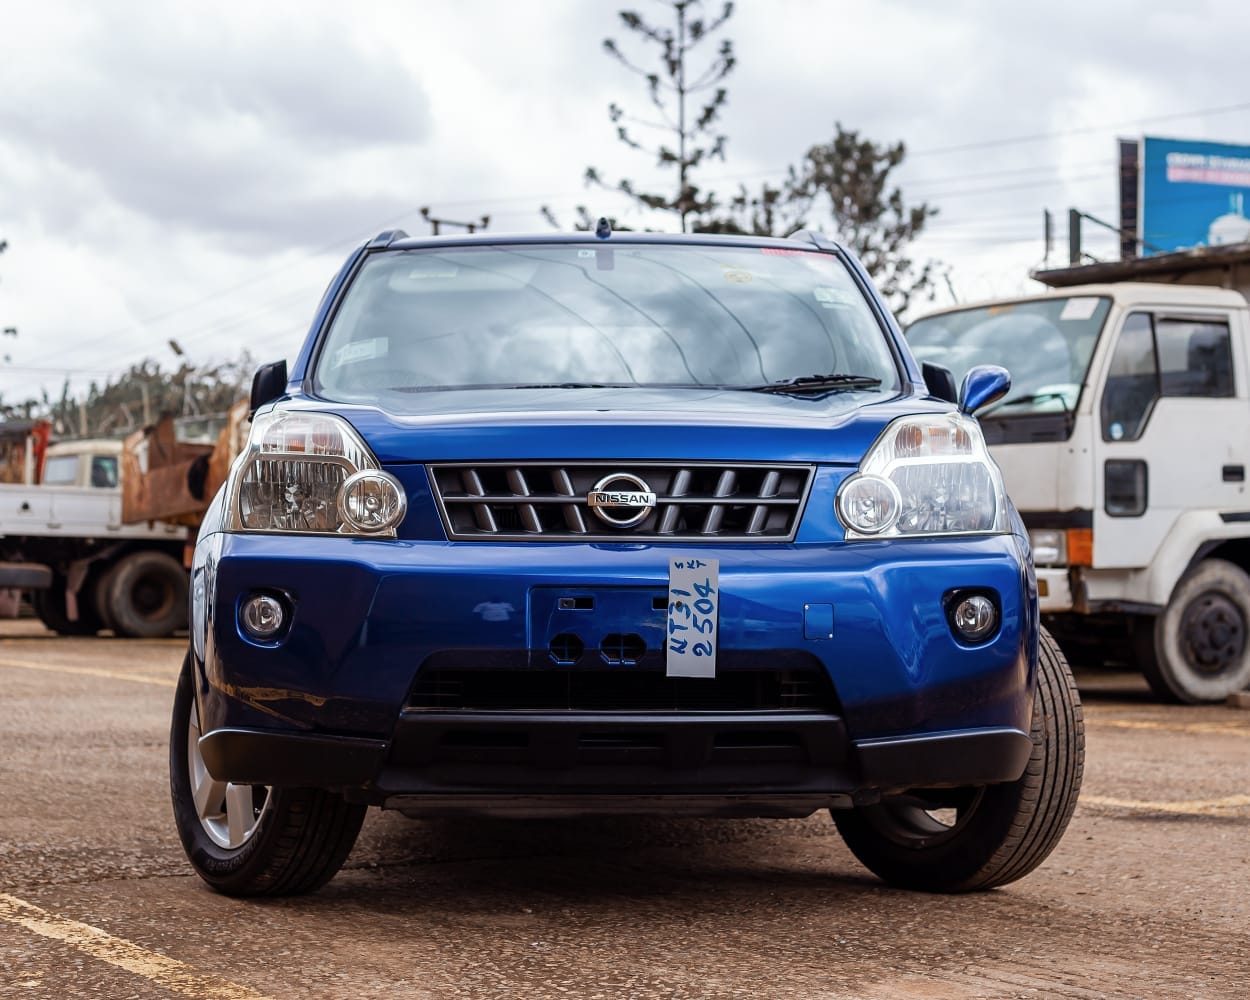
[224,410,406,537]
[1028,528,1067,566]
[837,413,1009,540]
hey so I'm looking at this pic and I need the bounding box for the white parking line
[1086,717,1250,737]
[0,893,276,1000]
[0,656,176,687]
[1081,793,1250,817]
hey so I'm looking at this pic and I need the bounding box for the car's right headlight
[837,413,1009,540]
[224,409,406,537]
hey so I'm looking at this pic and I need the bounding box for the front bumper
[198,719,1033,814]
[192,532,1037,812]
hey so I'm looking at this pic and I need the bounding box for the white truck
[0,437,189,637]
[906,282,1250,703]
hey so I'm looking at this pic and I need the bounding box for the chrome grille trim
[429,462,815,542]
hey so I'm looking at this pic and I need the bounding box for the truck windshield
[314,243,899,400]
[42,455,79,485]
[906,296,1112,414]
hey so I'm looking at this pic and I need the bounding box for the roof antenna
[595,217,612,239]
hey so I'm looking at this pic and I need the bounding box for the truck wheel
[169,654,366,896]
[31,577,102,636]
[833,627,1084,892]
[105,551,188,638]
[92,562,120,634]
[1140,558,1250,704]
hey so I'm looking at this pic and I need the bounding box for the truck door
[1092,308,1245,568]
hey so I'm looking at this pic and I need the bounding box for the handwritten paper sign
[666,557,719,678]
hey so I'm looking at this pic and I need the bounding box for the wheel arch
[1185,536,1250,579]
[1141,510,1250,607]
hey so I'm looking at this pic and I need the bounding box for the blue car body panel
[191,231,1039,813]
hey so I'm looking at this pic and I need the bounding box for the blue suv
[169,228,1084,896]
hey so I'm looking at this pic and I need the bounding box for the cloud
[0,2,433,249]
[3,0,1250,402]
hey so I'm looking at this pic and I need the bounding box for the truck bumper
[1037,567,1074,612]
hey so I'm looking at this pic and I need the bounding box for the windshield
[314,243,899,400]
[42,455,79,485]
[906,296,1112,414]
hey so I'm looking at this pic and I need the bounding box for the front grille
[407,668,835,713]
[429,462,814,541]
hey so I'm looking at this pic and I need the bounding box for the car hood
[284,387,950,466]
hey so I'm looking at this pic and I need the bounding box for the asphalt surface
[1,619,1248,999]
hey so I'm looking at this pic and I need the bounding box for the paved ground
[1,619,1247,999]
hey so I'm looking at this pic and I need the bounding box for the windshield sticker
[1060,297,1100,321]
[813,286,856,309]
[722,268,754,284]
[334,338,388,367]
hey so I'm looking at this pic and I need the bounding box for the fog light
[951,594,998,643]
[241,593,286,639]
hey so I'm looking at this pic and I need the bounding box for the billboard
[1140,136,1250,255]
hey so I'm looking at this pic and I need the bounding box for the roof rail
[366,229,410,249]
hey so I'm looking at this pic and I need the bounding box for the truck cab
[908,282,1250,702]
[42,439,122,490]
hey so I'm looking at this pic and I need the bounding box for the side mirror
[921,362,957,403]
[958,364,1011,415]
[249,360,289,418]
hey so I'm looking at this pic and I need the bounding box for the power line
[908,100,1250,158]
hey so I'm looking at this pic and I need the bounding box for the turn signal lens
[1066,528,1093,567]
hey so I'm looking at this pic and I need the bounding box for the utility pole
[419,207,490,235]
[1067,207,1165,265]
[0,238,13,340]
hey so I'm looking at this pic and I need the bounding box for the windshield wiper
[744,373,883,395]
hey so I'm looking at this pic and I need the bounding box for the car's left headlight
[837,413,1008,539]
[224,409,406,537]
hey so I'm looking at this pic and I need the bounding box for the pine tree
[544,1,735,232]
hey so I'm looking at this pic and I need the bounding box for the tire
[1137,558,1250,704]
[0,562,53,590]
[833,627,1085,892]
[92,561,122,634]
[169,653,366,896]
[105,551,189,638]
[31,576,102,636]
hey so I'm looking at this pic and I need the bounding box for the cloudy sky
[1,0,1248,407]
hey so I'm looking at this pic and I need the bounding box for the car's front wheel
[833,627,1084,892]
[169,654,366,896]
